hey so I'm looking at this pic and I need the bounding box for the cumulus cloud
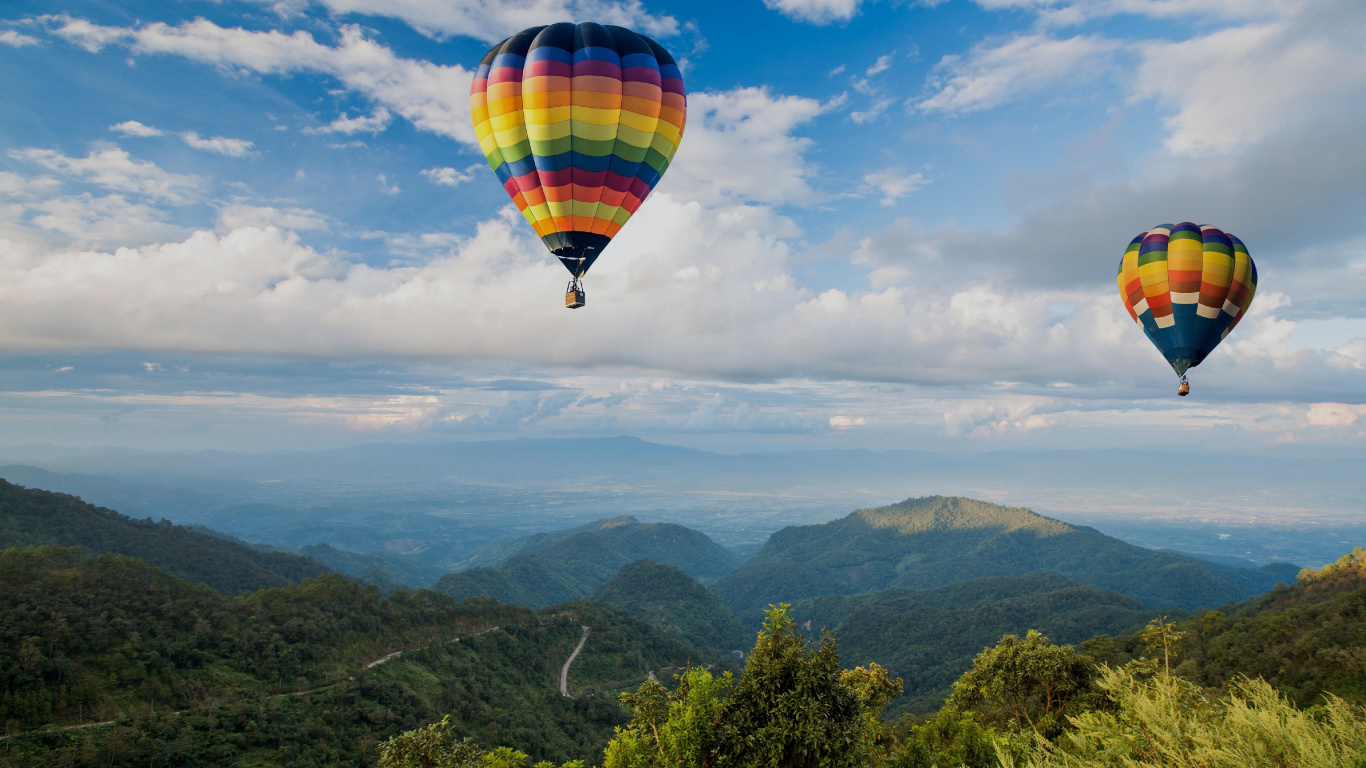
[944,396,1061,437]
[46,16,478,145]
[110,120,164,137]
[763,0,862,24]
[300,0,679,43]
[421,166,479,187]
[663,87,830,206]
[1130,0,1366,155]
[684,394,827,433]
[862,168,929,206]
[439,390,579,431]
[304,107,392,135]
[916,33,1122,114]
[0,30,42,47]
[217,204,329,231]
[180,131,255,157]
[7,146,200,204]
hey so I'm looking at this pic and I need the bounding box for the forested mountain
[433,516,740,609]
[1083,546,1366,707]
[790,572,1156,713]
[299,543,447,590]
[711,496,1299,620]
[592,559,752,653]
[0,546,705,767]
[0,479,329,594]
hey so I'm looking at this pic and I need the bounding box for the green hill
[711,496,1299,621]
[0,546,704,767]
[0,478,329,594]
[299,543,448,590]
[790,572,1156,713]
[433,516,741,609]
[592,559,751,653]
[1083,546,1366,707]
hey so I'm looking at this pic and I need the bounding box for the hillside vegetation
[300,543,448,590]
[592,559,752,653]
[711,496,1298,620]
[0,479,329,594]
[434,516,740,609]
[0,546,705,767]
[791,572,1156,713]
[1083,545,1366,708]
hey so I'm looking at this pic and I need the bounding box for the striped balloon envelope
[1117,223,1257,389]
[469,23,686,295]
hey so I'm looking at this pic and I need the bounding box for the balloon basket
[565,279,586,309]
[1177,376,1189,397]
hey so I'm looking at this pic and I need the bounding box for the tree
[1014,666,1366,768]
[710,604,886,768]
[605,666,731,768]
[377,716,485,768]
[950,630,1094,737]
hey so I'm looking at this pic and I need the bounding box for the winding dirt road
[560,625,590,698]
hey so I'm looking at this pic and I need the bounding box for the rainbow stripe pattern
[470,23,687,277]
[1117,223,1257,376]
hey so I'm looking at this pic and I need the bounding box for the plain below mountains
[711,496,1300,621]
[432,515,740,609]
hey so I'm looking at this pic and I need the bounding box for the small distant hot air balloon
[1117,223,1257,396]
[469,23,687,308]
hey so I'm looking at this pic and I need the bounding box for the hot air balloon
[469,23,687,308]
[1117,223,1257,396]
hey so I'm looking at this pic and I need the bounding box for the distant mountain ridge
[0,478,329,595]
[711,496,1299,619]
[433,516,741,609]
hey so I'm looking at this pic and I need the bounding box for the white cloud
[0,30,42,47]
[217,204,329,231]
[1130,1,1366,155]
[944,396,1060,437]
[8,146,200,204]
[47,16,478,145]
[916,33,1122,114]
[301,0,679,43]
[304,107,392,135]
[866,53,893,76]
[664,87,829,206]
[110,120,164,137]
[863,169,929,207]
[973,0,1306,26]
[850,97,893,124]
[684,394,827,433]
[180,131,255,157]
[377,174,400,195]
[763,0,862,24]
[1304,402,1366,428]
[421,166,478,187]
[26,193,185,247]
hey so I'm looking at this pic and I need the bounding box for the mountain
[1084,546,1366,707]
[298,543,447,590]
[458,515,741,578]
[0,479,329,594]
[432,516,741,609]
[592,559,751,653]
[710,496,1300,621]
[790,572,1156,713]
[0,546,704,767]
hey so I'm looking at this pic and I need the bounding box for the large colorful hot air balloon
[469,23,687,308]
[1117,223,1257,396]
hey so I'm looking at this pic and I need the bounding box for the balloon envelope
[469,23,687,277]
[1117,223,1257,376]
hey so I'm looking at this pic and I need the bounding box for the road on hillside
[560,625,590,698]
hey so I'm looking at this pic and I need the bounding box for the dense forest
[711,496,1300,621]
[434,517,739,609]
[0,545,712,767]
[378,554,1366,768]
[0,479,329,594]
[591,560,751,654]
[791,572,1157,713]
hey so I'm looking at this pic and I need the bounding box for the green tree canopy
[949,630,1094,737]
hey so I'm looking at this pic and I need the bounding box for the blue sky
[1,0,1364,454]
